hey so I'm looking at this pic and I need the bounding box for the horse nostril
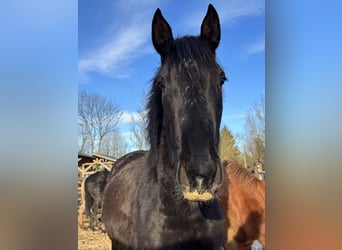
[212,162,223,191]
[177,163,190,188]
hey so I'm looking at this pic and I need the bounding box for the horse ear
[152,9,174,58]
[200,4,221,51]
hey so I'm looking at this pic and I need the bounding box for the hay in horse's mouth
[183,190,214,201]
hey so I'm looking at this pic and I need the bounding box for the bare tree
[242,95,265,169]
[78,123,91,153]
[130,107,149,150]
[129,93,149,151]
[101,131,129,158]
[78,91,123,153]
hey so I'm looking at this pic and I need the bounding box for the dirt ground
[78,225,111,250]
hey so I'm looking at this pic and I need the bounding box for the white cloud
[79,0,265,81]
[244,39,265,55]
[120,111,147,124]
[184,0,264,30]
[120,111,136,124]
[79,25,151,81]
[218,0,264,24]
[78,0,160,81]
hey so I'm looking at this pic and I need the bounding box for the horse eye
[219,71,227,86]
[220,76,227,86]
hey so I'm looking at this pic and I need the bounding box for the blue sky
[78,0,265,149]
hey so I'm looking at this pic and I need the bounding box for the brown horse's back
[218,160,265,249]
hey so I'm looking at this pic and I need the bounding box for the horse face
[152,5,226,201]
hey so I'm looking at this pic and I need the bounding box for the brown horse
[218,160,265,250]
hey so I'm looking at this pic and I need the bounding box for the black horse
[102,4,227,249]
[110,150,147,175]
[84,169,111,230]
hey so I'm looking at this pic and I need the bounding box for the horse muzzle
[177,160,223,202]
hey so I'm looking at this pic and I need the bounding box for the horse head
[149,4,226,202]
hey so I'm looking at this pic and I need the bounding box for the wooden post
[243,155,247,169]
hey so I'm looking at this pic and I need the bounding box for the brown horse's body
[218,160,265,250]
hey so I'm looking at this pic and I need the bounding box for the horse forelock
[170,36,216,64]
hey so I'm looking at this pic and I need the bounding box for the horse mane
[147,36,219,155]
[223,160,264,191]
